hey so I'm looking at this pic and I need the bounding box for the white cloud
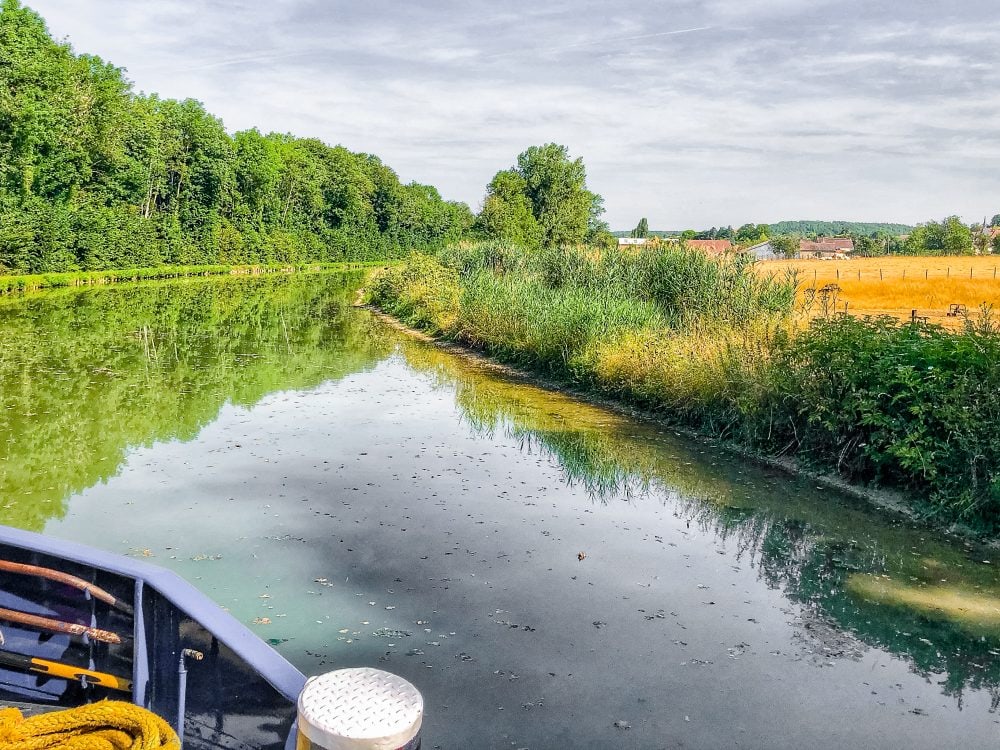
[24,0,1000,228]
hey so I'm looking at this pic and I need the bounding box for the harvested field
[759,255,1000,327]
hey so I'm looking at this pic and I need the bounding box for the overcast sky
[26,0,1000,230]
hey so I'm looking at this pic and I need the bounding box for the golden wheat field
[759,255,1000,327]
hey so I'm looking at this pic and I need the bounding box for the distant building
[618,237,648,246]
[744,241,782,260]
[799,236,854,259]
[685,239,733,256]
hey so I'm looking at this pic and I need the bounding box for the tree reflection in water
[395,336,1000,711]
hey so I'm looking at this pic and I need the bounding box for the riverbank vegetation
[369,240,1000,532]
[0,1,471,276]
[394,335,1000,695]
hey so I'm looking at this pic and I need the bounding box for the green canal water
[2,272,1000,749]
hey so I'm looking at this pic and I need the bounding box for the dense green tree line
[0,1,472,274]
[767,220,914,237]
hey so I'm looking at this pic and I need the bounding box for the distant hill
[613,221,914,238]
[767,220,914,236]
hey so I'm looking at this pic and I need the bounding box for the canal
[2,272,999,748]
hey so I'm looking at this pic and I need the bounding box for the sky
[25,0,1000,230]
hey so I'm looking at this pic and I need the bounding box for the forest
[766,220,914,237]
[0,0,472,274]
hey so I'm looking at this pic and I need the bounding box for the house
[798,236,854,260]
[618,237,648,247]
[684,239,733,256]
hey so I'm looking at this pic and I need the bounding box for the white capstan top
[297,668,423,750]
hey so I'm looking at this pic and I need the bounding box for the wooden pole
[0,559,133,614]
[0,606,122,644]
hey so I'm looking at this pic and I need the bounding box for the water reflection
[0,273,390,530]
[3,274,1000,732]
[392,338,1000,710]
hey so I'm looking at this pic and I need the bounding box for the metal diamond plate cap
[297,668,423,750]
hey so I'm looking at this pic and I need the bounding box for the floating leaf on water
[373,628,411,638]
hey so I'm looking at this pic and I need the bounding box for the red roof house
[685,239,733,256]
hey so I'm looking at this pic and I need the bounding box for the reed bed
[369,242,1000,531]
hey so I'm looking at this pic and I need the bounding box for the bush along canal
[3,272,1000,749]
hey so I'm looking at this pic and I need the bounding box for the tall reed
[368,241,1000,530]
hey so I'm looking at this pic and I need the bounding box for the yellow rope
[0,701,179,750]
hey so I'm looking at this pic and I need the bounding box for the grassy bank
[0,261,384,296]
[368,241,1000,532]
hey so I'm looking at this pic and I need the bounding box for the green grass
[369,240,1000,532]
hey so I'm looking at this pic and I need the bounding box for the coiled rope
[0,701,179,750]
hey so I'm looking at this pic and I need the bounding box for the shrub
[774,313,1000,527]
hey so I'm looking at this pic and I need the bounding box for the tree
[631,217,648,239]
[852,234,887,257]
[0,0,472,272]
[735,223,768,246]
[475,144,603,248]
[769,234,799,259]
[475,170,542,250]
[514,143,602,247]
[905,216,973,255]
[990,214,1000,227]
